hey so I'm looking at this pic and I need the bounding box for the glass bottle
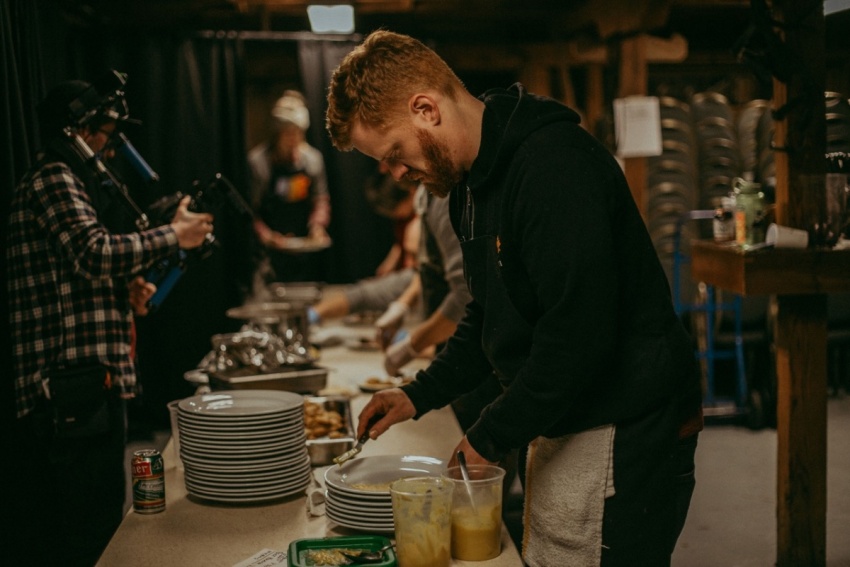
[733,177,766,246]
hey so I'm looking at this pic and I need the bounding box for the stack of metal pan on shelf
[755,102,776,188]
[648,96,699,306]
[736,99,771,183]
[690,91,741,219]
[826,92,850,153]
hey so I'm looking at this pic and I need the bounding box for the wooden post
[585,64,604,138]
[619,35,648,216]
[771,1,828,565]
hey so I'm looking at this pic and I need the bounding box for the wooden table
[97,323,522,567]
[690,241,850,566]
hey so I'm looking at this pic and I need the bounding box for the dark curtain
[127,35,256,430]
[298,39,396,283]
[1,5,254,430]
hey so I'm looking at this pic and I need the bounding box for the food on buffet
[289,536,396,567]
[359,375,413,392]
[349,480,395,492]
[304,400,348,440]
[346,336,381,351]
[342,311,382,327]
[302,547,361,565]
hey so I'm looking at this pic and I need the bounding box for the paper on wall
[613,96,663,158]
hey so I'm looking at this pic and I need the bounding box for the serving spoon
[339,543,394,564]
[457,450,479,514]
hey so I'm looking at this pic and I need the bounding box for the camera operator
[5,73,212,566]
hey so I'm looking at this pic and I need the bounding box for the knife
[333,431,369,466]
[333,415,381,466]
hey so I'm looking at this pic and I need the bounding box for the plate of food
[346,337,381,352]
[324,454,445,497]
[358,375,414,393]
[280,236,331,253]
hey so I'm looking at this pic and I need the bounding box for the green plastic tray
[288,535,396,567]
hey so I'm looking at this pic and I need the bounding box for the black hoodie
[402,84,701,462]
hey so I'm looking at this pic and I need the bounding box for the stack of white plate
[323,455,445,533]
[177,390,311,504]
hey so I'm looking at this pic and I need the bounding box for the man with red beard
[326,30,703,567]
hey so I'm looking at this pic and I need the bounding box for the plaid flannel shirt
[6,159,179,418]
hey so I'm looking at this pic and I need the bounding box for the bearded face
[414,128,462,198]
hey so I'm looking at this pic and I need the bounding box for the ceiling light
[307,5,355,34]
[824,0,850,15]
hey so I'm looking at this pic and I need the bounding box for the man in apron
[248,90,331,283]
[326,31,703,567]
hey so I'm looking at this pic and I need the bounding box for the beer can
[131,448,165,514]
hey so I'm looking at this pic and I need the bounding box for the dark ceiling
[55,0,759,49]
[51,0,850,73]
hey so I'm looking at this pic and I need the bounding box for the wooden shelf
[689,240,850,296]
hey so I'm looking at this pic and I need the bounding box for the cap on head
[272,90,310,131]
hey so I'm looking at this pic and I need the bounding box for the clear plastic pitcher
[443,464,506,561]
[390,476,454,567]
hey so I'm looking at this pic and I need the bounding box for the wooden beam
[584,64,605,136]
[618,35,649,217]
[771,1,828,564]
[440,34,688,73]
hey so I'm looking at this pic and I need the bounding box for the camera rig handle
[143,173,253,312]
[64,128,150,230]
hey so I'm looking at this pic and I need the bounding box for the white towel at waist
[523,424,616,567]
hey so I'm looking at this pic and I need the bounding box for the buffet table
[97,322,523,567]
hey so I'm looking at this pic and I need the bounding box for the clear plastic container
[443,464,506,561]
[390,476,454,567]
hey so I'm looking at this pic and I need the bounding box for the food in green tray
[302,547,363,565]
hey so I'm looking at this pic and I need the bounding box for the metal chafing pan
[207,364,328,394]
[303,395,356,466]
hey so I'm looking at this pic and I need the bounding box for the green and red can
[131,449,165,514]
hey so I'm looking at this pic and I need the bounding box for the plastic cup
[167,400,183,470]
[390,476,454,567]
[443,464,506,561]
[766,223,809,249]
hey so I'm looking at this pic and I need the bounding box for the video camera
[66,70,135,129]
[144,173,253,311]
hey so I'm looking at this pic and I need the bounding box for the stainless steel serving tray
[303,395,355,466]
[208,364,328,394]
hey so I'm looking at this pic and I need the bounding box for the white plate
[177,419,302,439]
[326,506,395,533]
[279,237,331,253]
[326,488,392,508]
[178,426,305,447]
[180,447,309,472]
[178,390,303,418]
[180,434,306,459]
[186,476,311,503]
[326,494,393,519]
[178,409,302,426]
[324,454,445,498]
[185,466,311,492]
[184,456,311,485]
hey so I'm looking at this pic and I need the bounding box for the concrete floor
[124,394,850,566]
[672,394,850,567]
